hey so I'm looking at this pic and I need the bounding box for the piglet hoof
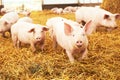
[69,58,75,64]
[63,49,66,53]
[106,28,113,32]
[2,35,8,38]
[78,57,82,61]
[70,61,74,64]
[32,48,36,53]
[78,57,85,61]
[17,46,20,49]
[32,50,36,54]
[40,49,44,53]
[53,45,57,49]
[78,56,88,61]
[41,46,44,50]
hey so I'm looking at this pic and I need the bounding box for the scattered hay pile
[0,8,120,80]
[101,0,120,13]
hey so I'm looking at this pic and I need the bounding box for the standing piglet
[75,7,120,33]
[0,12,19,37]
[17,17,33,23]
[46,17,66,37]
[46,17,92,63]
[11,22,48,52]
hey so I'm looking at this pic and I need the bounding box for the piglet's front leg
[30,43,36,52]
[2,32,7,38]
[79,48,88,61]
[66,50,75,63]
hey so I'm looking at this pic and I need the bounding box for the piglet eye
[72,34,75,37]
[80,26,83,28]
[82,34,85,36]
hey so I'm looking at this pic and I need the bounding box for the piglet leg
[66,50,74,63]
[30,43,36,52]
[79,48,88,60]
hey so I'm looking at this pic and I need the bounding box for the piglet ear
[84,20,93,35]
[64,22,73,36]
[42,27,49,31]
[4,21,8,25]
[28,28,35,33]
[115,13,120,19]
[104,14,110,19]
[27,12,31,16]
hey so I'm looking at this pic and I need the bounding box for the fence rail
[42,2,101,9]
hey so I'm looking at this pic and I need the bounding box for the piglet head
[64,21,92,48]
[102,13,120,29]
[0,20,11,33]
[28,26,48,42]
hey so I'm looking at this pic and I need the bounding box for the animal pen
[0,0,120,80]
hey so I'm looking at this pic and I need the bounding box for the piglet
[46,17,92,63]
[11,22,48,52]
[75,7,120,33]
[17,17,33,23]
[0,12,19,37]
[51,7,63,14]
[63,6,78,14]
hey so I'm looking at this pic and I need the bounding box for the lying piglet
[51,7,63,14]
[18,17,33,23]
[63,6,78,14]
[75,7,120,33]
[11,22,48,52]
[46,17,92,63]
[0,12,19,37]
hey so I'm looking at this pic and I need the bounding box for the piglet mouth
[106,27,118,31]
[77,45,82,48]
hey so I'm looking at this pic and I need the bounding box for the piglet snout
[106,26,118,32]
[114,26,118,29]
[76,41,83,47]
[36,37,41,41]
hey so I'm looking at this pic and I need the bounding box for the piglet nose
[76,41,83,47]
[36,37,41,40]
[114,26,118,29]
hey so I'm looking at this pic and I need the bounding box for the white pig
[0,8,15,15]
[51,7,63,14]
[75,7,120,32]
[46,17,92,63]
[63,6,78,14]
[11,22,48,52]
[18,17,33,23]
[46,17,68,37]
[0,8,7,15]
[0,12,19,37]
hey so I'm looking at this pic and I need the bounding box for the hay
[101,0,120,13]
[0,10,120,80]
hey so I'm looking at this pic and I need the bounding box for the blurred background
[0,0,102,11]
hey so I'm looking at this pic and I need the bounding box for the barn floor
[0,10,120,80]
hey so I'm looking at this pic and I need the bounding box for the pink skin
[75,7,120,33]
[11,22,48,52]
[16,27,48,52]
[47,17,92,63]
[28,27,48,52]
[0,12,19,37]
